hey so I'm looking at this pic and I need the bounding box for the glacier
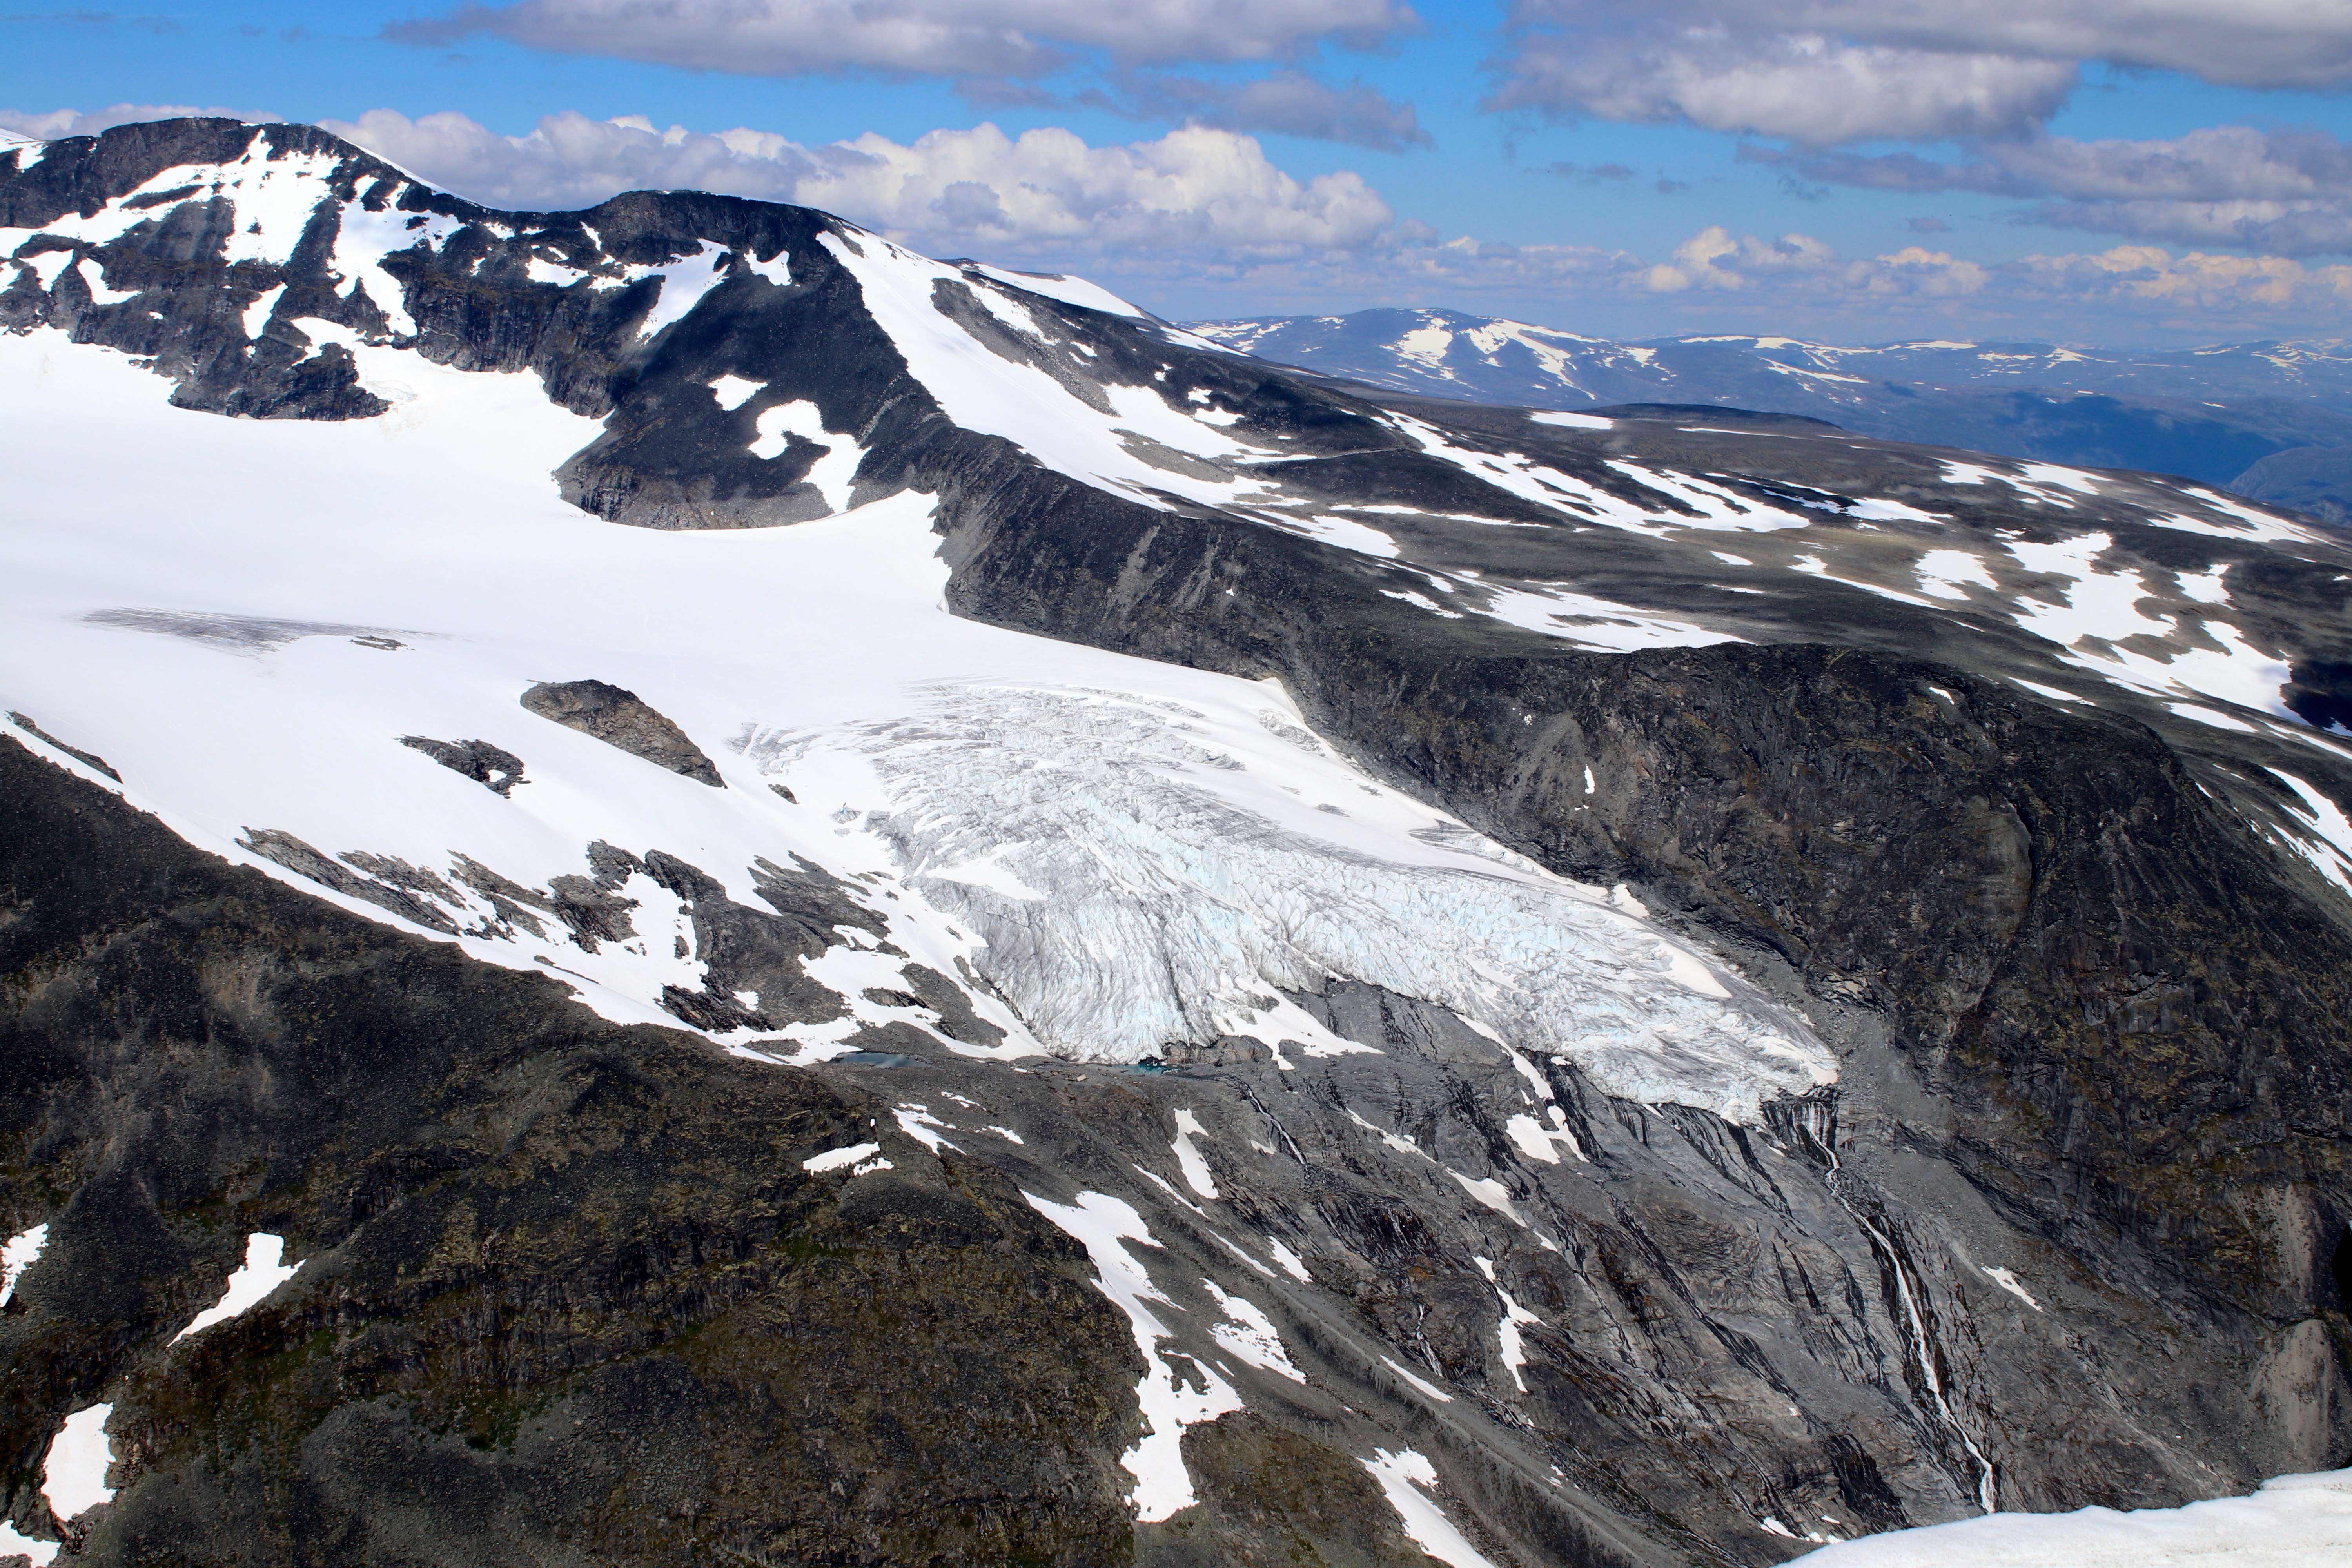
[0,320,1829,1123]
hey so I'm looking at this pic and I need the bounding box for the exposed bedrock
[0,741,1142,1566]
[520,680,724,787]
[398,735,526,796]
[930,457,2352,1503]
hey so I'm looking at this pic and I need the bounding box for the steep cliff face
[4,116,2351,1567]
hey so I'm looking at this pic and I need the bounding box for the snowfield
[0,326,1831,1120]
[1790,1465,2352,1566]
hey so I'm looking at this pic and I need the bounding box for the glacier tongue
[754,683,1835,1123]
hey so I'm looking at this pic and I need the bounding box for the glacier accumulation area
[2,322,1833,1124]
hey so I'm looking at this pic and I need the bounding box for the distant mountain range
[1186,309,2352,523]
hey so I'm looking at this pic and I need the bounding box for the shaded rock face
[520,680,723,786]
[0,742,1142,1567]
[2232,445,2352,528]
[399,735,526,796]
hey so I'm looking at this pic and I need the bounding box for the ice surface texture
[818,684,1829,1122]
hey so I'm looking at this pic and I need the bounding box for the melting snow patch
[1981,1266,2041,1310]
[802,1141,883,1173]
[1203,1282,1304,1382]
[0,1521,55,1566]
[41,1405,114,1521]
[1914,550,1996,601]
[1360,1449,1500,1568]
[1266,1238,1313,1283]
[748,400,863,512]
[2273,773,2352,896]
[709,373,764,410]
[2168,704,2259,733]
[0,1221,47,1307]
[1504,1112,1584,1164]
[1474,1256,1544,1392]
[1171,1108,1220,1199]
[628,241,730,339]
[1786,1465,2352,1565]
[1529,410,1612,430]
[1449,1171,1523,1224]
[1454,573,1741,653]
[243,285,287,341]
[893,1104,961,1154]
[1213,1235,1278,1279]
[1024,1191,1241,1521]
[1380,1356,1454,1403]
[172,1233,301,1342]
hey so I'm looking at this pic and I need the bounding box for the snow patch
[1981,1266,2041,1310]
[1380,1356,1453,1403]
[1203,1281,1303,1383]
[0,1521,56,1567]
[0,1222,47,1308]
[710,373,764,410]
[41,1405,114,1521]
[1266,1238,1312,1283]
[802,1142,883,1172]
[748,399,864,512]
[1171,1108,1219,1199]
[172,1232,302,1342]
[1023,1190,1241,1522]
[893,1103,962,1154]
[1360,1448,1501,1568]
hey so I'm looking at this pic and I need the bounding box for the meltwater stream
[1797,1101,1999,1515]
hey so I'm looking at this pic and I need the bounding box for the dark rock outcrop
[0,738,1143,1566]
[520,680,722,786]
[399,735,527,795]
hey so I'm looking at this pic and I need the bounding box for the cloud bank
[395,0,1420,74]
[1765,126,2352,258]
[12,103,2348,340]
[1491,0,2352,145]
[305,108,2352,339]
[323,109,1396,256]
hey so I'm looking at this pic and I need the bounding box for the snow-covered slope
[1788,1464,2352,1564]
[0,144,1833,1124]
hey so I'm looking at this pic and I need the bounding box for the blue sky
[10,1,2352,344]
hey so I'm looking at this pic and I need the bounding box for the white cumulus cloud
[323,109,1395,259]
[0,103,279,138]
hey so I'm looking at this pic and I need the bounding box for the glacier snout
[748,684,1835,1123]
